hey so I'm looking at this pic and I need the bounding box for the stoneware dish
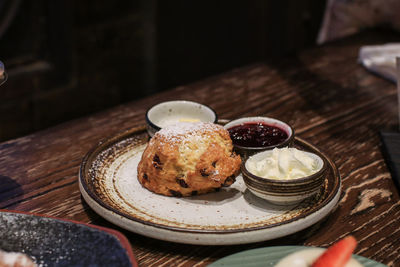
[79,126,341,245]
[241,149,327,205]
[145,100,217,137]
[223,116,294,159]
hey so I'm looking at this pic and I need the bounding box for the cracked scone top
[137,122,242,197]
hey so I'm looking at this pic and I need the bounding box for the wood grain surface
[1,30,400,266]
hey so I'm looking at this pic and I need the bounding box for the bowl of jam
[224,116,294,158]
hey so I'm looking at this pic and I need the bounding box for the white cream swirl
[246,147,321,180]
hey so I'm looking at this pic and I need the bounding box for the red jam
[228,122,288,147]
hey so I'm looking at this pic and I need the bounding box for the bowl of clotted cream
[241,147,327,205]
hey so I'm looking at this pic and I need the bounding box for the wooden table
[1,30,400,266]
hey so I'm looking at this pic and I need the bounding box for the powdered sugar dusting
[155,122,223,143]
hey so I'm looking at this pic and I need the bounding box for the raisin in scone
[137,122,241,197]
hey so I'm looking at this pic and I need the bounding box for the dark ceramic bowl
[146,100,218,137]
[241,149,327,205]
[0,210,138,267]
[224,116,294,159]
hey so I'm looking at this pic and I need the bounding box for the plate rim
[79,125,341,245]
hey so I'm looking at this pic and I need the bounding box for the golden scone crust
[137,122,241,197]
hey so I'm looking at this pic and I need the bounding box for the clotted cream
[246,147,321,180]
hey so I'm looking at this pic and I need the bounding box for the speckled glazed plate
[208,246,387,267]
[0,210,138,267]
[79,125,341,245]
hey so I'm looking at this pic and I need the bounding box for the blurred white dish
[275,248,363,267]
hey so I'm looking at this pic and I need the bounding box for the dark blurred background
[0,0,325,142]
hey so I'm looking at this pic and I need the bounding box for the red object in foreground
[312,236,357,267]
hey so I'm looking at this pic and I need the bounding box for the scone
[137,122,241,197]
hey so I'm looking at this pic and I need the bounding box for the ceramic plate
[208,246,387,267]
[79,125,341,245]
[0,210,138,267]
